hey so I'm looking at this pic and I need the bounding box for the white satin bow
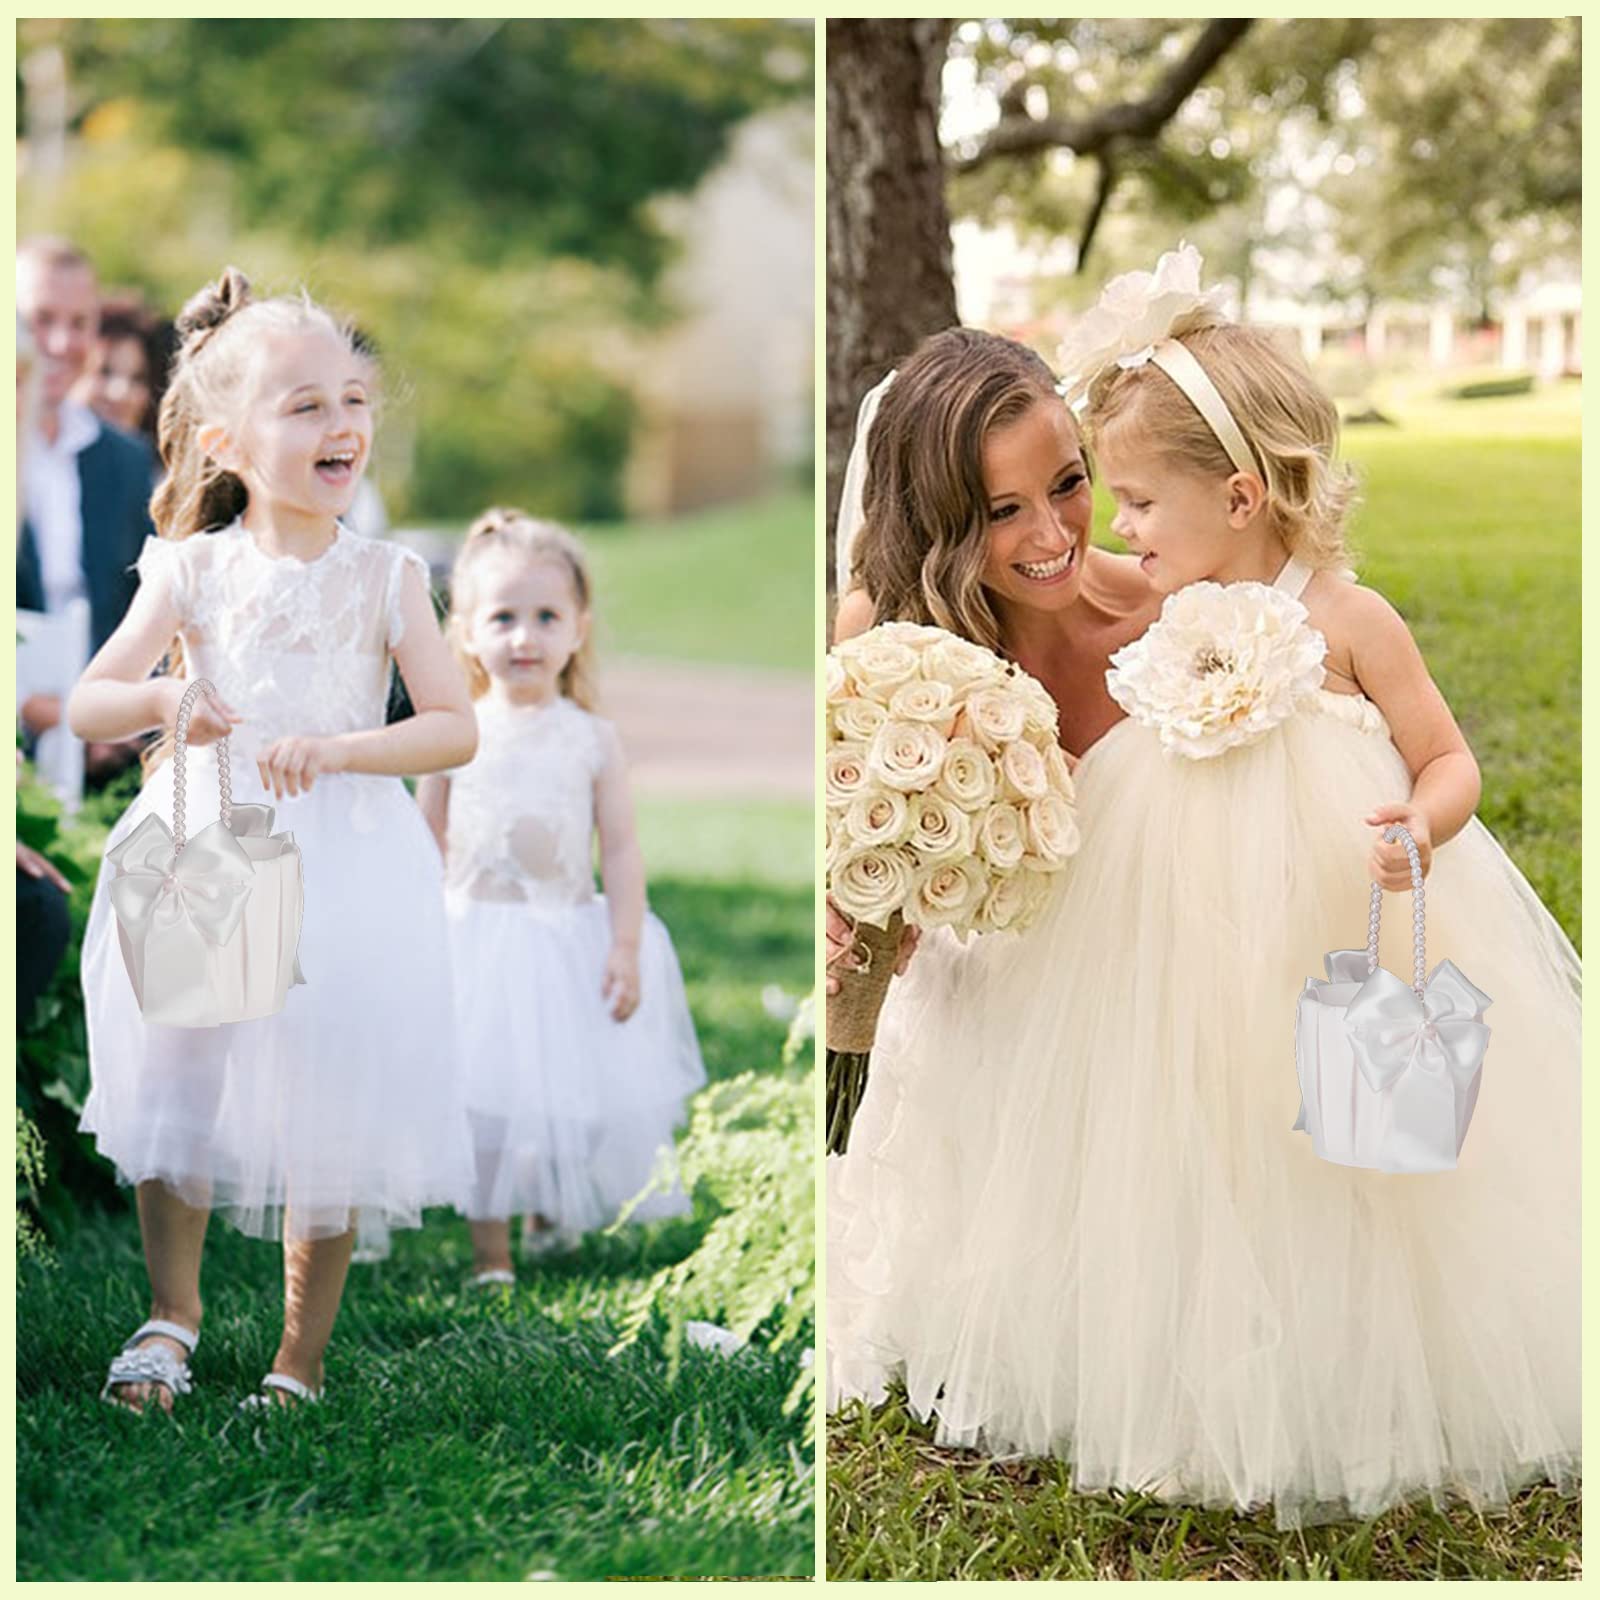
[1318,951,1492,1172]
[1328,954,1492,1095]
[107,812,256,948]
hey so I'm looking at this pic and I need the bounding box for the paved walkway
[599,656,813,800]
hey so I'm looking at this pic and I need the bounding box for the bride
[826,252,1580,1529]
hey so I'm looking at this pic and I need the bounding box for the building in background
[624,104,813,518]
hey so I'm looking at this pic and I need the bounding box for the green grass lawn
[829,379,1582,1580]
[17,801,815,1582]
[583,491,813,675]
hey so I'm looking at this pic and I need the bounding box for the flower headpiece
[1056,243,1260,478]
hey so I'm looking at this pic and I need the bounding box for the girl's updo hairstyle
[850,327,1074,655]
[1084,319,1359,571]
[150,266,370,544]
[447,507,599,710]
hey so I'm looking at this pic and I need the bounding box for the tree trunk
[825,19,958,600]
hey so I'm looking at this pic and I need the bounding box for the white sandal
[238,1371,324,1412]
[466,1268,516,1289]
[101,1318,198,1410]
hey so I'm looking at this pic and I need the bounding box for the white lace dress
[444,695,705,1229]
[78,520,476,1244]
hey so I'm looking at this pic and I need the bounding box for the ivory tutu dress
[79,521,476,1244]
[444,695,705,1230]
[828,556,1580,1527]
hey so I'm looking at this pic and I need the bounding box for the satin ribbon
[1339,956,1492,1172]
[108,814,255,945]
[108,813,255,1024]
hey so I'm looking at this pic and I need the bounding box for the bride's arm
[833,588,875,644]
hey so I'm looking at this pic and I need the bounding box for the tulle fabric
[828,689,1580,1527]
[448,897,705,1229]
[80,748,477,1244]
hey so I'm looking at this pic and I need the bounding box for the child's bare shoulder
[1302,572,1415,669]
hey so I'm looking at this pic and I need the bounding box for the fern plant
[611,998,816,1430]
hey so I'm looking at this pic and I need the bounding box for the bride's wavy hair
[143,267,372,774]
[1084,321,1360,572]
[447,507,600,711]
[849,328,1076,655]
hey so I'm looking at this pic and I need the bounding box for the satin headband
[1145,338,1262,480]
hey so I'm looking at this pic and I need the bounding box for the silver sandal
[238,1371,323,1411]
[101,1318,198,1410]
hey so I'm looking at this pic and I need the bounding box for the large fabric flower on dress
[1056,241,1230,406]
[1107,582,1326,760]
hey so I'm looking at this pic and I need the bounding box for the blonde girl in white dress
[70,269,478,1412]
[830,251,1579,1527]
[418,509,704,1286]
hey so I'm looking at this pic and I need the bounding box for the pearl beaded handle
[1367,822,1426,997]
[172,678,233,854]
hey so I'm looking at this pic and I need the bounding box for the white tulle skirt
[447,894,705,1230]
[829,691,1580,1527]
[80,748,477,1245]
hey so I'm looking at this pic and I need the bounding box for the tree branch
[953,19,1254,174]
[1074,152,1116,273]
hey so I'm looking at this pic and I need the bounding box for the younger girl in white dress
[418,509,704,1283]
[69,269,478,1411]
[832,252,1579,1527]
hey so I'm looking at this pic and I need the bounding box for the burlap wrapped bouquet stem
[826,912,904,1155]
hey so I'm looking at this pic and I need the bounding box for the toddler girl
[418,509,704,1284]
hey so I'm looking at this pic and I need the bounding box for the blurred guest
[16,319,73,1023]
[72,292,177,453]
[16,237,155,787]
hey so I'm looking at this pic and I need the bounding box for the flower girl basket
[107,678,306,1027]
[1293,824,1491,1174]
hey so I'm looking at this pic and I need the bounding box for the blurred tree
[1317,18,1580,322]
[16,17,812,521]
[26,18,809,281]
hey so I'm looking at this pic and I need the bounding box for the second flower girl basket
[1293,824,1491,1174]
[107,678,306,1027]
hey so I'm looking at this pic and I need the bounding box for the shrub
[611,998,816,1428]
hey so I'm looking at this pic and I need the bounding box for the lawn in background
[584,490,813,675]
[829,378,1582,1581]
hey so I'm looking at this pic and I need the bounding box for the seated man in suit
[17,237,157,786]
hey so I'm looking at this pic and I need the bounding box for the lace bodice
[138,520,427,767]
[444,697,617,910]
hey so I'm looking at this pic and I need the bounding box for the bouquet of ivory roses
[825,621,1080,1152]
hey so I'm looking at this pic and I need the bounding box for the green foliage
[610,1005,816,1430]
[16,1109,54,1266]
[1449,374,1535,401]
[943,18,1577,314]
[16,18,812,520]
[15,764,134,1234]
[33,18,809,280]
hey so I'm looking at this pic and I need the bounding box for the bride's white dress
[79,521,475,1244]
[828,558,1579,1527]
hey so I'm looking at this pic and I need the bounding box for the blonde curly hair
[1085,320,1360,572]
